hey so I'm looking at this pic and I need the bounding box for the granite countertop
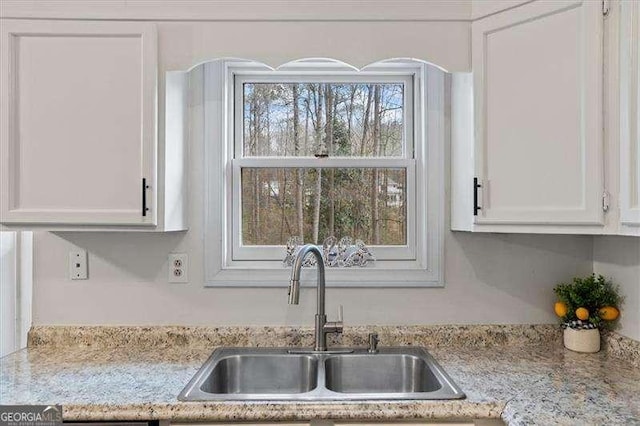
[1,325,639,425]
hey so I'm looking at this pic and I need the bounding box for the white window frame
[204,59,445,287]
[233,72,415,261]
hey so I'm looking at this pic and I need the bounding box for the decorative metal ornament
[283,236,375,268]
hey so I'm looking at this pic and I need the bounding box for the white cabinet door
[620,0,640,231]
[472,0,604,226]
[0,20,157,226]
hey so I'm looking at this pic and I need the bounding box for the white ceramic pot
[563,328,600,353]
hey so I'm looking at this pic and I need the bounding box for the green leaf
[553,274,624,330]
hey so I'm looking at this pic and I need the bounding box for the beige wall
[33,231,593,326]
[1,9,614,328]
[593,236,640,341]
[0,0,472,21]
[158,21,471,73]
[31,19,594,324]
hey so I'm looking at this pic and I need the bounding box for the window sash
[231,71,417,262]
[230,159,416,261]
[234,73,415,161]
[233,157,413,168]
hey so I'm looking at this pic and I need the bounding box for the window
[204,59,445,286]
[234,74,415,261]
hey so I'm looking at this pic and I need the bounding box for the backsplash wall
[593,236,640,341]
[30,19,596,327]
[33,231,593,326]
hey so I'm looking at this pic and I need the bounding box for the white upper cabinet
[453,0,606,234]
[473,0,604,227]
[619,0,640,235]
[0,20,155,226]
[0,20,186,230]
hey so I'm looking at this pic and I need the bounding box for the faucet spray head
[288,279,300,305]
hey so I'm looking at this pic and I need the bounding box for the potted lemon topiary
[553,274,623,353]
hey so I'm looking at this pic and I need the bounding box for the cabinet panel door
[472,0,604,225]
[0,21,157,225]
[620,0,640,227]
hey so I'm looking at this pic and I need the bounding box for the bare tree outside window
[241,82,407,246]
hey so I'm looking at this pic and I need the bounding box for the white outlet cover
[169,253,188,283]
[69,250,88,280]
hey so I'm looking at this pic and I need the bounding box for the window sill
[205,261,443,287]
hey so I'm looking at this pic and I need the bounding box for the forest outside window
[233,74,416,261]
[204,59,444,286]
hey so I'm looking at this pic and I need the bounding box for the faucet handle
[324,305,344,335]
[368,332,379,353]
[337,304,343,323]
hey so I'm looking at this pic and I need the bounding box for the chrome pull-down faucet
[288,244,343,351]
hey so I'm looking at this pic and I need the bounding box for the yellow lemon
[554,301,568,317]
[599,306,620,321]
[575,307,589,321]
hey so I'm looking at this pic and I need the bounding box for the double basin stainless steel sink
[180,246,465,402]
[178,346,465,401]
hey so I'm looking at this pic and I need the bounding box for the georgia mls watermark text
[0,406,62,426]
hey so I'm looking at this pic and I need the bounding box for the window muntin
[232,73,415,262]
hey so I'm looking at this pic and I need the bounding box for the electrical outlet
[169,253,188,283]
[69,250,88,280]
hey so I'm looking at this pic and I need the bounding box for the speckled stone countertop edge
[27,324,640,368]
[28,324,563,350]
[57,401,507,422]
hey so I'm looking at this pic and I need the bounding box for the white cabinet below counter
[0,20,187,231]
